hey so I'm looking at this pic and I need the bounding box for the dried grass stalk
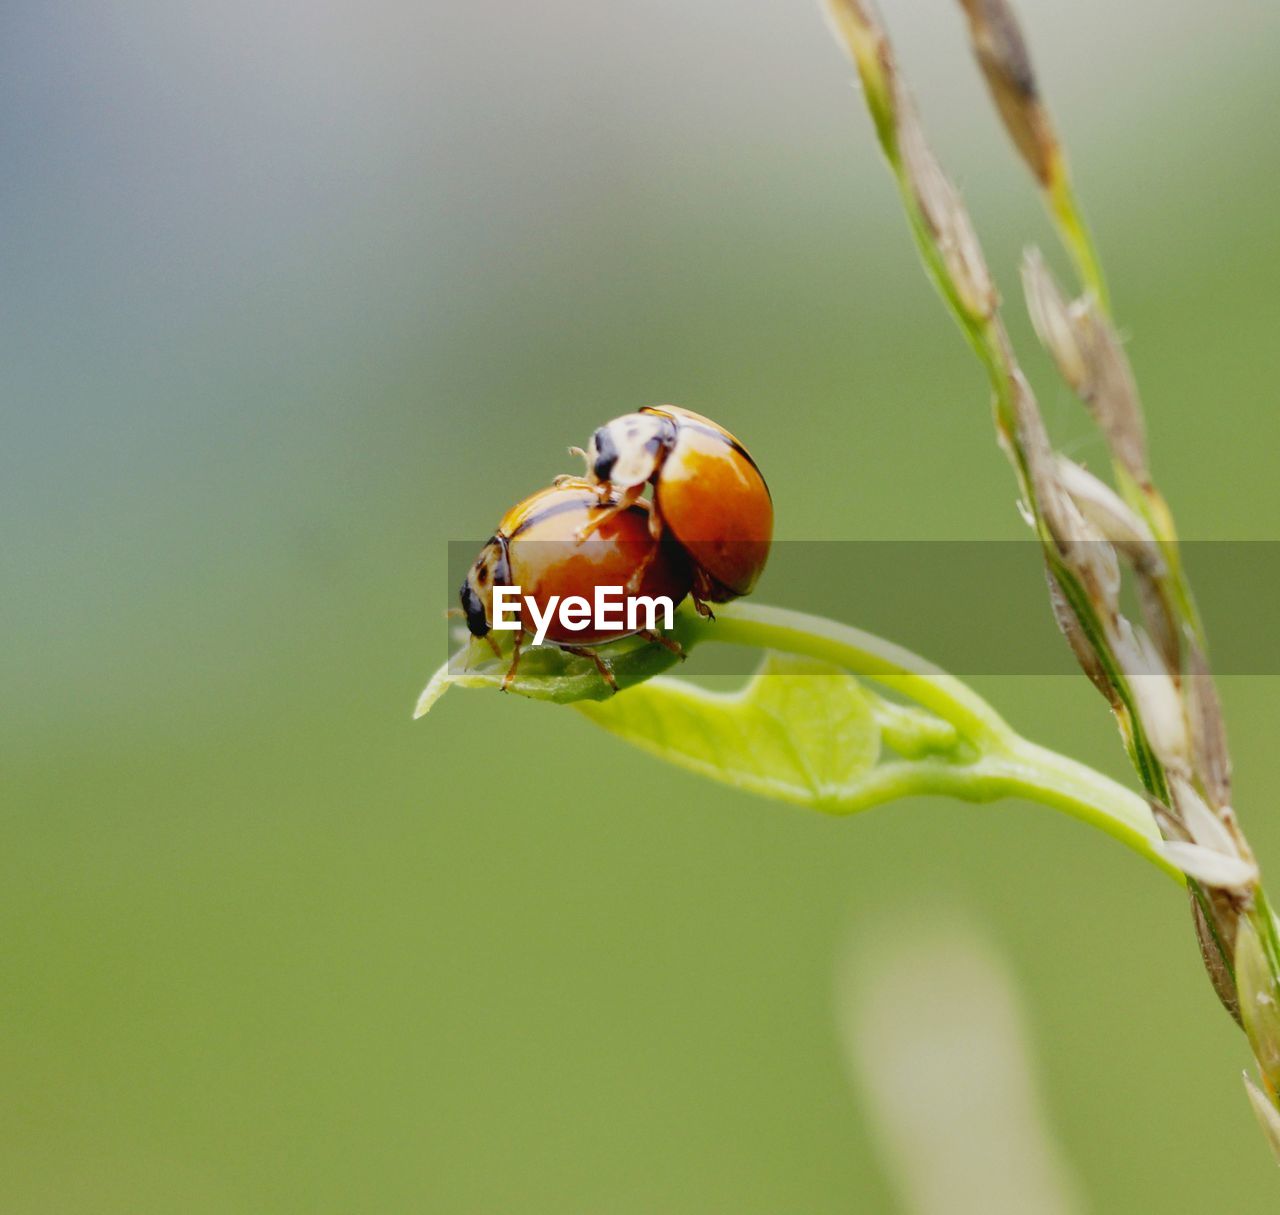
[822,0,1280,1154]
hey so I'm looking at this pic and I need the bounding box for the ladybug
[460,480,691,690]
[579,405,772,610]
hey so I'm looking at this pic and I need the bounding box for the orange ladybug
[581,405,772,609]
[460,481,691,689]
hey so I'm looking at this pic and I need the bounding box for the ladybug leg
[646,505,664,542]
[553,471,594,489]
[623,541,659,595]
[639,629,685,659]
[446,609,503,656]
[462,633,502,670]
[500,632,525,691]
[560,645,618,693]
[445,607,502,665]
[690,569,718,620]
[575,483,643,541]
[552,448,591,485]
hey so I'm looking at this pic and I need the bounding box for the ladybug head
[587,411,676,491]
[459,536,509,638]
[459,577,489,637]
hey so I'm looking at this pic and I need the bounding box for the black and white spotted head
[586,410,678,492]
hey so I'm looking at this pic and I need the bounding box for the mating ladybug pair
[460,405,773,689]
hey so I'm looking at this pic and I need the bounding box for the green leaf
[413,601,1171,879]
[413,630,687,717]
[575,652,888,811]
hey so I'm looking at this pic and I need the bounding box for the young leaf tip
[1157,841,1256,893]
[413,627,689,718]
[1244,1073,1280,1166]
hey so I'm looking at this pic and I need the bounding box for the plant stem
[1046,166,1111,316]
[682,601,1179,881]
[686,601,1009,746]
[986,736,1177,880]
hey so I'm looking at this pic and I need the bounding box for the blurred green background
[5,0,1280,1209]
